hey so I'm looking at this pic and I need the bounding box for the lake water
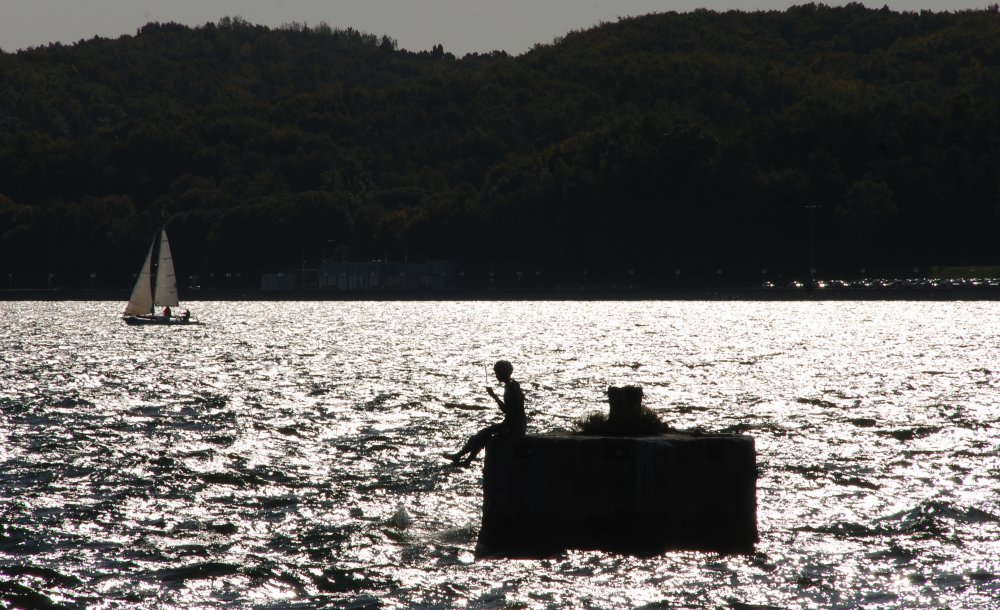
[1,300,999,609]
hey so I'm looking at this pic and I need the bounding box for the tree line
[1,4,998,289]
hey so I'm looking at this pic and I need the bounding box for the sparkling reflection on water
[1,300,999,609]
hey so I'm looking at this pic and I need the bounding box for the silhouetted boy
[443,360,526,465]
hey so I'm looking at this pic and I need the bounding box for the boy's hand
[486,387,497,398]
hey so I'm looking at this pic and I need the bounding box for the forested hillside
[1,4,998,289]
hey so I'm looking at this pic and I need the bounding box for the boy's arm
[486,387,505,412]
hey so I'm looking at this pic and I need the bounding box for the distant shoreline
[3,287,999,302]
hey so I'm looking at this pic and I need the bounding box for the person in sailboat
[182,309,190,322]
[163,306,171,319]
[443,360,526,465]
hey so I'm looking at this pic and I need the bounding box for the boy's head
[493,360,513,382]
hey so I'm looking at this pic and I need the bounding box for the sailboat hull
[122,315,199,326]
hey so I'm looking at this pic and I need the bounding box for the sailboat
[122,228,199,325]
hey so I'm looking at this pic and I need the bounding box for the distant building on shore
[262,260,456,291]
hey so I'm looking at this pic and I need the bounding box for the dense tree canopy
[1,5,998,289]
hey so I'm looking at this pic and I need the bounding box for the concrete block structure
[477,433,758,557]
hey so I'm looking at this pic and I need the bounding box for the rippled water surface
[2,300,999,609]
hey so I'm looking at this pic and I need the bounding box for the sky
[1,0,993,56]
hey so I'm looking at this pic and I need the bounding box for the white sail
[153,229,179,308]
[123,237,155,315]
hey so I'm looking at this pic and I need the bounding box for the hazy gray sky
[2,0,992,55]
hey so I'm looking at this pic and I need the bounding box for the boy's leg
[464,423,504,461]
